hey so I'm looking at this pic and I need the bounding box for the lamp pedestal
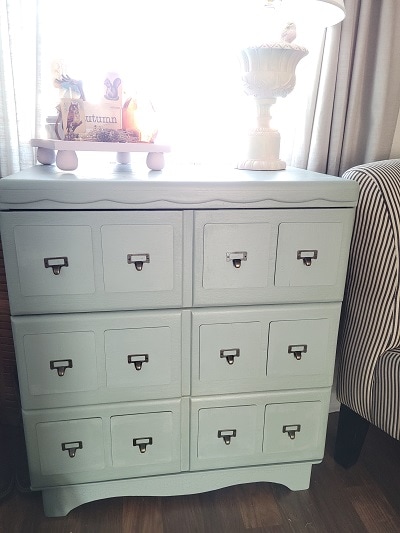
[237,97,285,170]
[237,43,308,171]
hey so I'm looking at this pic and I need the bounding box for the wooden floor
[0,412,399,533]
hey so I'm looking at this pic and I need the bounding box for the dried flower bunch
[80,127,140,143]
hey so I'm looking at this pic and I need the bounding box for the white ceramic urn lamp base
[237,41,308,171]
[236,0,346,171]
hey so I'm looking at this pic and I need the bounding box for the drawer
[263,400,325,461]
[190,399,264,471]
[12,310,182,409]
[111,411,179,469]
[13,224,95,297]
[23,399,183,488]
[36,417,105,477]
[101,224,174,293]
[191,303,341,395]
[197,405,259,459]
[0,211,183,315]
[193,209,354,306]
[22,331,98,396]
[193,210,276,306]
[267,318,332,378]
[198,321,263,383]
[190,389,330,471]
[105,326,175,389]
[275,222,343,287]
[202,222,272,290]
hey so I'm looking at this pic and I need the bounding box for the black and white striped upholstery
[337,159,400,442]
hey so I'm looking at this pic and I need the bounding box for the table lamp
[236,0,345,170]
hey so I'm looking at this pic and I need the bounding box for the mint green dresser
[0,164,359,516]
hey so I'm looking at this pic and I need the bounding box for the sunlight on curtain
[38,0,325,167]
[0,0,39,176]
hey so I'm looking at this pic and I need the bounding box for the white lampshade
[281,0,345,28]
[313,0,346,26]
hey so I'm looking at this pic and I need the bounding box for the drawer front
[193,208,354,306]
[24,399,183,488]
[101,224,174,293]
[12,310,182,409]
[263,401,325,460]
[105,326,174,389]
[202,222,272,290]
[275,222,343,287]
[14,224,95,296]
[198,321,262,383]
[267,318,332,378]
[111,411,179,468]
[23,331,98,396]
[1,211,183,315]
[191,303,341,396]
[196,405,261,467]
[190,390,330,471]
[193,210,276,306]
[36,417,105,477]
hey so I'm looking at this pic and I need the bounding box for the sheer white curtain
[0,0,43,177]
[1,0,400,178]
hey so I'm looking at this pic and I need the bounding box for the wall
[0,240,20,426]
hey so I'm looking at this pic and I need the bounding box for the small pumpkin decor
[122,96,158,143]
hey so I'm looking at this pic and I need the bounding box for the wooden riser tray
[31,139,171,171]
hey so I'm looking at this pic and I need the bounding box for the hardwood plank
[347,484,400,533]
[271,484,331,533]
[122,496,163,533]
[207,486,250,532]
[360,423,400,517]
[161,493,207,533]
[235,483,283,529]
[77,497,123,533]
[308,459,370,533]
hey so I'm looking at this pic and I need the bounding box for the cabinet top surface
[0,164,359,210]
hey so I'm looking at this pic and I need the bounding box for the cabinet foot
[41,462,313,517]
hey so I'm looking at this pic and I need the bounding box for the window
[39,0,325,166]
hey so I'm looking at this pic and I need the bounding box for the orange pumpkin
[122,96,158,142]
[122,97,139,132]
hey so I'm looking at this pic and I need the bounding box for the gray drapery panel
[297,0,400,176]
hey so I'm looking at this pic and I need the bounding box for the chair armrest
[337,159,400,414]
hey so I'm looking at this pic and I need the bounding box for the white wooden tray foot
[56,150,79,171]
[36,147,56,166]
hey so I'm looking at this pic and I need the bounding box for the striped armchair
[335,159,400,467]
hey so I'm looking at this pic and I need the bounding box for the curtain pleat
[338,0,400,174]
[283,0,400,176]
[0,0,41,177]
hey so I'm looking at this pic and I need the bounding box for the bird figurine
[281,22,297,43]
[54,74,86,101]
